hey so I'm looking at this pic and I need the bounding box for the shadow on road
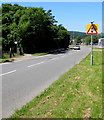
[48,48,70,55]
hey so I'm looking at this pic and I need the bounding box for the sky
[2,0,104,2]
[2,1,102,33]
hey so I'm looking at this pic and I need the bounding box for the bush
[2,52,10,59]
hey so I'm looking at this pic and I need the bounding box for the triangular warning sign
[86,24,98,35]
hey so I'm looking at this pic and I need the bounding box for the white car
[74,46,80,50]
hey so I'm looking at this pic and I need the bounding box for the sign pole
[90,21,94,65]
[90,35,93,65]
[86,22,98,65]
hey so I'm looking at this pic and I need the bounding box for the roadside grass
[0,58,12,62]
[88,45,104,49]
[32,53,48,56]
[0,52,48,63]
[0,53,12,62]
[0,53,24,63]
[11,51,102,119]
[93,48,104,50]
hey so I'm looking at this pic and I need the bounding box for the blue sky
[2,2,102,33]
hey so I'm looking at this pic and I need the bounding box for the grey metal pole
[90,35,93,65]
[73,31,74,44]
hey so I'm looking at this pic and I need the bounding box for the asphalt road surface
[1,46,91,118]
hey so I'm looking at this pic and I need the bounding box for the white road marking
[49,53,74,60]
[68,53,73,55]
[50,57,59,61]
[0,70,16,76]
[28,61,45,68]
[35,54,51,58]
[48,57,60,62]
[61,55,66,58]
[61,53,72,57]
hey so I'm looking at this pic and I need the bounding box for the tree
[93,36,98,43]
[53,24,70,49]
[2,3,24,52]
[75,35,82,44]
[2,3,70,54]
[16,7,58,53]
[83,36,91,45]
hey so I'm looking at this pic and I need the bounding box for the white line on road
[50,57,59,61]
[0,70,16,76]
[28,57,60,67]
[68,53,73,55]
[61,53,72,57]
[60,55,66,58]
[28,61,45,68]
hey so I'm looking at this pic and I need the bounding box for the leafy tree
[2,3,24,51]
[83,36,98,45]
[52,24,70,49]
[93,36,98,43]
[83,36,91,45]
[75,35,82,44]
[2,3,70,54]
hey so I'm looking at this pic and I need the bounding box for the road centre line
[28,56,60,68]
[27,51,79,67]
[60,55,66,58]
[68,53,73,55]
[0,70,16,76]
[50,57,59,61]
[47,53,75,61]
[28,61,45,68]
[60,53,72,57]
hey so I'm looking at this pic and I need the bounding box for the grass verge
[11,51,103,119]
[93,48,104,50]
[0,58,13,62]
[0,53,24,63]
[32,53,48,56]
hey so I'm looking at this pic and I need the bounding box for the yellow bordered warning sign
[86,24,98,35]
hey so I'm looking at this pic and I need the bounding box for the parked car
[74,45,80,50]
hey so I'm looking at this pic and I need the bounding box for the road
[2,46,91,118]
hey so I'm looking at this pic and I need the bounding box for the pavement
[12,54,46,62]
[2,54,51,64]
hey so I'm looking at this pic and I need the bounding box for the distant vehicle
[74,45,80,50]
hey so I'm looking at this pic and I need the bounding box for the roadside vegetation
[32,53,48,56]
[0,58,12,63]
[0,52,24,62]
[2,3,70,57]
[93,47,104,50]
[11,51,102,119]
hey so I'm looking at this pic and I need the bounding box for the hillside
[69,31,102,39]
[69,31,87,39]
